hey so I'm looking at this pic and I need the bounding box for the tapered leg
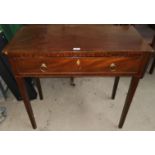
[149,58,155,74]
[111,76,120,99]
[16,77,37,129]
[70,77,75,86]
[35,78,43,100]
[118,77,140,128]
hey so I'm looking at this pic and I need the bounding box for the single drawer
[15,56,142,76]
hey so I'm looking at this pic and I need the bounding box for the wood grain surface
[4,25,153,57]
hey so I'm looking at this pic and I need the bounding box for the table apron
[9,54,151,78]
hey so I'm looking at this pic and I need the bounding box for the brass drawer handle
[2,50,8,55]
[110,63,117,71]
[76,59,80,66]
[40,63,47,72]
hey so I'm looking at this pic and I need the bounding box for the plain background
[0,0,155,155]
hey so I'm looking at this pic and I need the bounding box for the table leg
[35,78,43,100]
[70,77,76,86]
[16,77,37,129]
[118,77,140,128]
[111,76,120,99]
[149,58,155,74]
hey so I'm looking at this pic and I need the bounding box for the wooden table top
[4,25,154,57]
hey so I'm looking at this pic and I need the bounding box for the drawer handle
[40,63,47,72]
[110,63,117,71]
[76,59,80,66]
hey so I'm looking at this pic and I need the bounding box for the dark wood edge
[14,73,140,78]
[5,51,151,58]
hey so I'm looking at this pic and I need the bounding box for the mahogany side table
[3,25,154,129]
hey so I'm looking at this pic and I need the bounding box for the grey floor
[0,25,155,131]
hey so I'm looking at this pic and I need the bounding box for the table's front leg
[16,77,37,129]
[118,76,140,128]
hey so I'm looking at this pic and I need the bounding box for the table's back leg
[35,78,43,100]
[16,77,37,129]
[118,77,140,128]
[111,76,120,99]
[149,58,155,74]
[70,77,76,86]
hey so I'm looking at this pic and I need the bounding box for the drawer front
[16,58,78,74]
[15,56,142,76]
[79,57,141,73]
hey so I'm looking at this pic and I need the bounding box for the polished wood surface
[4,25,154,129]
[14,56,143,77]
[4,25,153,57]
